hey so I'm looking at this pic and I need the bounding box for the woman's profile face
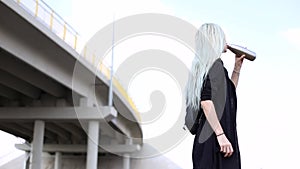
[223,44,228,53]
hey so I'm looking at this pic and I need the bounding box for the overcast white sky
[1,0,300,168]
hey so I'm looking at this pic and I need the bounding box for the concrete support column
[54,152,62,169]
[24,151,30,169]
[30,120,45,169]
[86,121,99,169]
[123,138,132,169]
[123,154,130,169]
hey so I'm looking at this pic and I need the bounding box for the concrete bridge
[0,0,148,168]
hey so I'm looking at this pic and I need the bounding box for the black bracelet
[233,70,240,74]
[216,133,224,137]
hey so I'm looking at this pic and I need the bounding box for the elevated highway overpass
[0,0,146,168]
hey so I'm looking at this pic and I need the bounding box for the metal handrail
[15,0,78,49]
[38,0,78,34]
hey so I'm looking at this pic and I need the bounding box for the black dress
[192,59,241,169]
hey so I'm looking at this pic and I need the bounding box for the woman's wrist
[233,66,241,73]
[234,64,242,71]
[215,128,224,136]
[233,69,240,74]
[216,132,224,137]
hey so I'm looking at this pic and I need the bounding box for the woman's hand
[217,134,234,157]
[231,54,246,88]
[233,54,246,72]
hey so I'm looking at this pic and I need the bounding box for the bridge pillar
[54,152,62,169]
[30,120,45,169]
[123,138,132,169]
[81,98,100,169]
[24,151,30,169]
[86,120,99,169]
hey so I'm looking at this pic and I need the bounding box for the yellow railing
[15,0,79,50]
[14,0,141,121]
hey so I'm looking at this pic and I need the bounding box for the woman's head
[195,23,227,60]
[186,23,226,110]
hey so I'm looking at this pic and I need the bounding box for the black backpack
[184,77,207,135]
[184,105,204,135]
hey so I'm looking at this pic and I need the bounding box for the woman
[186,23,245,169]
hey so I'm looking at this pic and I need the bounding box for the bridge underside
[0,47,138,147]
[0,46,140,169]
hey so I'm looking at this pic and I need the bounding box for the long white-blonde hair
[186,23,226,111]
